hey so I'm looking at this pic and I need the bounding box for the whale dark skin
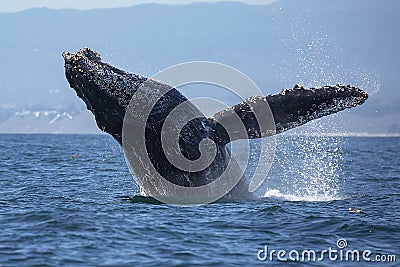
[63,48,368,199]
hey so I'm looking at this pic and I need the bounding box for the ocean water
[0,134,398,266]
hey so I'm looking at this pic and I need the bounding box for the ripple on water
[0,135,398,266]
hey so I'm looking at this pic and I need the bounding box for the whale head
[62,48,146,108]
[268,84,368,133]
[63,48,146,142]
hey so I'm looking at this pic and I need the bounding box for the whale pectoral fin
[209,85,368,146]
[208,96,276,146]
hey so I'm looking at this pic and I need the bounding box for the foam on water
[263,189,344,202]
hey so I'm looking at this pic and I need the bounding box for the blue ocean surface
[0,134,398,266]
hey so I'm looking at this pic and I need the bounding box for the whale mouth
[62,49,104,111]
[62,48,142,141]
[62,48,146,110]
[62,48,102,90]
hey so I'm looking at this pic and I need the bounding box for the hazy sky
[0,0,277,13]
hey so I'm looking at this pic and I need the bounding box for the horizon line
[0,0,279,14]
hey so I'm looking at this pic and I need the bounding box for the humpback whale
[63,48,368,203]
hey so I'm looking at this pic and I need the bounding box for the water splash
[266,123,345,202]
[272,4,381,96]
[259,6,370,202]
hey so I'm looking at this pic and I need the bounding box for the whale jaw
[63,48,147,143]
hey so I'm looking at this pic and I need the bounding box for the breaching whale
[63,48,368,202]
